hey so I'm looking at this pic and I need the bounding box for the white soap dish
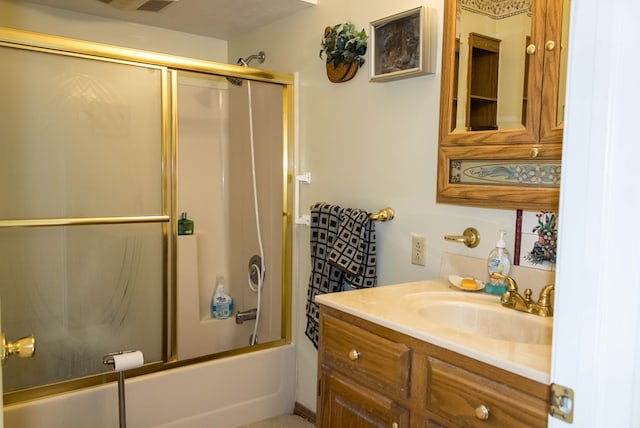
[448,274,485,292]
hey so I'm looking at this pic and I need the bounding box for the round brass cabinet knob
[530,147,539,158]
[526,44,536,55]
[348,349,360,361]
[475,404,490,420]
[545,40,556,51]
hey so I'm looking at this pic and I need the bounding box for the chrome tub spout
[235,308,257,324]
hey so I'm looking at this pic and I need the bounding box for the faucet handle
[524,288,533,303]
[490,273,519,292]
[537,284,555,307]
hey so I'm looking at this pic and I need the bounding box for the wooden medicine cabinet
[437,0,570,211]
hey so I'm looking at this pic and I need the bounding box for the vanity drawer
[426,357,547,427]
[320,314,412,399]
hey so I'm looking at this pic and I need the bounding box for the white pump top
[496,230,507,248]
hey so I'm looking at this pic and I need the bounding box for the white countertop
[316,279,551,384]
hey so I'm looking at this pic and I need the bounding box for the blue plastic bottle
[211,276,233,319]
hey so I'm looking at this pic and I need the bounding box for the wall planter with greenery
[319,22,368,83]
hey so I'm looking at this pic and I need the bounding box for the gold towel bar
[309,203,394,222]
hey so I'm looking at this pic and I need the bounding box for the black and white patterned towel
[305,203,377,348]
[328,208,376,289]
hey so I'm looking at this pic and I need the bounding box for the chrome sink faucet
[490,273,555,317]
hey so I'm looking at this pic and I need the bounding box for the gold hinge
[549,383,574,423]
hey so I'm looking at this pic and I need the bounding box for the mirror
[451,1,532,132]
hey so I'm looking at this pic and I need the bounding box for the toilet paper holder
[102,350,126,366]
[103,350,144,428]
[102,350,143,369]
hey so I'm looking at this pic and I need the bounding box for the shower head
[227,77,244,87]
[237,51,266,67]
[227,51,266,87]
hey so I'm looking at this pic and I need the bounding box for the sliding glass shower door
[0,44,167,392]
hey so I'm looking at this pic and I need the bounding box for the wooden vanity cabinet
[437,0,568,211]
[317,305,549,427]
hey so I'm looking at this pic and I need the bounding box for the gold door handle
[526,44,536,55]
[348,349,360,361]
[444,227,480,248]
[1,333,36,365]
[545,40,556,51]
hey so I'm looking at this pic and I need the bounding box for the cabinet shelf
[469,95,497,102]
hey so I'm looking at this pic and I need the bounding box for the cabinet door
[440,0,568,143]
[439,0,542,146]
[318,369,409,428]
[539,0,570,143]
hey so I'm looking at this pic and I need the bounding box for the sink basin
[405,292,552,345]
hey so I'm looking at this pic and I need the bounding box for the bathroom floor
[240,414,314,428]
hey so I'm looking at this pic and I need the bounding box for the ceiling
[23,0,315,40]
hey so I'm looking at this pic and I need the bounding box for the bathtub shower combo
[0,26,294,425]
[176,53,281,359]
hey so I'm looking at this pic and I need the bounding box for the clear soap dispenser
[486,230,512,295]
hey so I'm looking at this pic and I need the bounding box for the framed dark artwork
[369,7,430,82]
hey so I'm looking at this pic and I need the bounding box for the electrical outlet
[411,235,426,266]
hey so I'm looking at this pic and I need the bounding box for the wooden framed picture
[369,6,432,82]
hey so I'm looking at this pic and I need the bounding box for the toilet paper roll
[112,351,144,372]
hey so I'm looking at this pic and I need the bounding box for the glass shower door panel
[0,46,166,391]
[0,224,163,392]
[0,46,163,219]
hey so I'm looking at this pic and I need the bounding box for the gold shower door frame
[0,26,295,404]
